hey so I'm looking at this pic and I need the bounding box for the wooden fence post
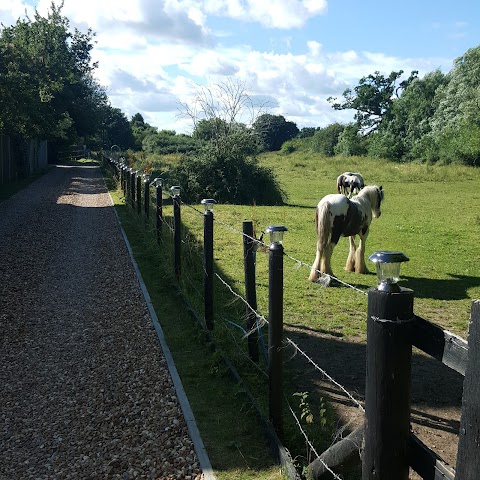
[243,221,259,362]
[202,199,216,331]
[143,174,150,221]
[125,166,130,202]
[267,225,288,439]
[136,171,142,215]
[363,287,414,480]
[130,169,136,209]
[172,186,181,279]
[455,299,480,480]
[154,178,163,242]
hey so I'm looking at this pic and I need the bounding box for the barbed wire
[283,252,369,296]
[156,194,367,301]
[214,270,365,413]
[285,337,365,413]
[121,189,367,474]
[217,318,269,378]
[214,272,268,329]
[285,398,344,480]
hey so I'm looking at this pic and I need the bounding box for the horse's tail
[336,175,343,194]
[316,200,332,251]
[309,200,333,281]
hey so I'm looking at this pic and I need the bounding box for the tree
[253,114,299,151]
[328,70,418,133]
[102,106,136,150]
[298,127,318,138]
[142,130,197,154]
[368,70,447,160]
[130,113,158,150]
[426,46,480,165]
[174,79,285,204]
[193,118,229,142]
[0,2,107,145]
[334,123,368,156]
[310,123,345,156]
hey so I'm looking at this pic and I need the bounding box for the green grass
[106,153,479,479]
[176,152,479,339]
[108,181,288,480]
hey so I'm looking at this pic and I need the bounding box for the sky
[1,0,479,134]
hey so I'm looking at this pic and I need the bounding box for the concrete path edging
[113,205,216,480]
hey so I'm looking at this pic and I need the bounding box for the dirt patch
[286,324,463,478]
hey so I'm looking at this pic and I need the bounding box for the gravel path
[0,164,206,480]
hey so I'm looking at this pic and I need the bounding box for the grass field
[174,152,480,339]
[108,152,480,479]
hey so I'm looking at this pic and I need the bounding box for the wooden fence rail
[104,154,479,480]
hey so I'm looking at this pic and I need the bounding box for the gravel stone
[0,164,204,480]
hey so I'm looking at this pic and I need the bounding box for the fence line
[107,157,370,472]
[285,337,365,413]
[105,156,478,479]
[152,178,368,297]
[215,269,365,414]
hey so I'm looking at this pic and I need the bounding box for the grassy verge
[106,174,290,480]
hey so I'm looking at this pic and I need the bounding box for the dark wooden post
[243,221,259,362]
[119,162,123,189]
[130,169,136,208]
[267,225,287,439]
[154,178,163,242]
[143,174,150,221]
[172,187,181,278]
[202,199,216,331]
[363,287,414,480]
[122,165,127,194]
[136,171,142,215]
[455,300,480,480]
[125,167,130,201]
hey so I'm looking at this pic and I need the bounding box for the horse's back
[318,194,350,216]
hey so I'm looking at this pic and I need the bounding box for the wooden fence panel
[411,316,468,376]
[455,300,480,479]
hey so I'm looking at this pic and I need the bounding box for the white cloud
[202,0,327,28]
[0,0,32,24]
[0,0,457,134]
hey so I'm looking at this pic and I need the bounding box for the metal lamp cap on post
[153,178,164,188]
[170,185,181,196]
[136,170,142,177]
[143,173,151,183]
[201,199,217,213]
[265,225,288,245]
[368,251,409,292]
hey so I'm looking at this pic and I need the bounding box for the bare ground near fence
[285,323,464,478]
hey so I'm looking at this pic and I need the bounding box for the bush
[310,123,345,156]
[334,124,368,156]
[166,152,286,205]
[280,137,311,154]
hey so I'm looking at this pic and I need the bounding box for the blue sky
[1,0,479,133]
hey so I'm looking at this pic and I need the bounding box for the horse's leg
[323,242,335,276]
[309,240,323,281]
[355,230,370,274]
[345,235,356,272]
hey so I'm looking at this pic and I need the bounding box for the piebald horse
[309,185,384,281]
[336,172,365,197]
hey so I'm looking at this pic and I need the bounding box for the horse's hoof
[315,274,333,287]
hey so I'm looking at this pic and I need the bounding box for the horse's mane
[357,185,383,201]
